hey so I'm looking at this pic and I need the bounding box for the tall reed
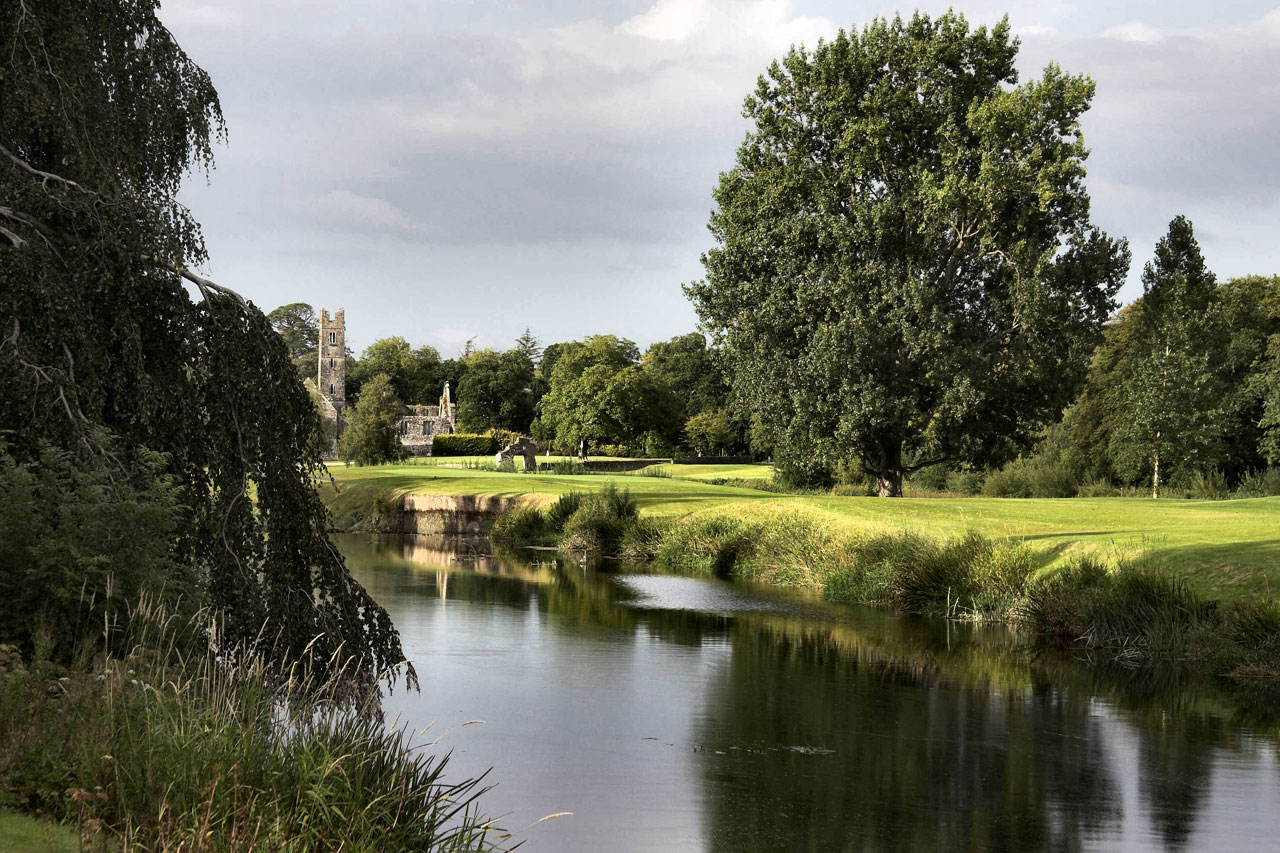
[0,598,505,851]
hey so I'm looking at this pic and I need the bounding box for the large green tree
[0,1,404,682]
[642,333,730,419]
[268,302,318,360]
[535,336,679,454]
[456,348,536,433]
[348,336,441,404]
[688,12,1128,495]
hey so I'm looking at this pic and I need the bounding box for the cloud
[619,0,710,41]
[1100,21,1164,43]
[164,1,1280,351]
[312,190,425,237]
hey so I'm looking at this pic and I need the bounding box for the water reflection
[339,533,1280,853]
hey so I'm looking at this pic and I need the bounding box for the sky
[160,0,1280,356]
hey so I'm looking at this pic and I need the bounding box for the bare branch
[0,204,62,247]
[0,224,23,247]
[0,143,91,193]
[148,258,249,308]
[903,455,949,473]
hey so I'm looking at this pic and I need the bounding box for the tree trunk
[876,445,904,498]
[1152,446,1160,499]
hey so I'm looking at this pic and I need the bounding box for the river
[339,533,1280,852]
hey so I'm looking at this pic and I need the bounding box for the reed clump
[0,601,502,851]
[653,509,1038,620]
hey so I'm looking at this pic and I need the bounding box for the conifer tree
[1110,217,1227,497]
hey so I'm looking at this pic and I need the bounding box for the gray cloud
[165,1,1280,353]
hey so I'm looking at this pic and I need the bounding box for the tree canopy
[268,303,319,360]
[0,1,405,683]
[457,348,537,433]
[534,336,680,455]
[338,374,409,466]
[688,12,1129,494]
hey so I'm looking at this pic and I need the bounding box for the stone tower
[318,308,346,411]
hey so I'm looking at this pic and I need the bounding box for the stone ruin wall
[397,404,456,456]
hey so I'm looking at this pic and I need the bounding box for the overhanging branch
[0,142,91,193]
[148,258,249,308]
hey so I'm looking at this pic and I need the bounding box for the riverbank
[322,463,1280,688]
[320,461,1280,601]
[0,618,502,850]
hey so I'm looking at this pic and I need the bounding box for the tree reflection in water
[340,533,1280,853]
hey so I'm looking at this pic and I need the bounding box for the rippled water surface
[339,533,1280,852]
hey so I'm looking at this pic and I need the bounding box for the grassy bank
[490,495,1280,686]
[0,611,502,851]
[322,462,1280,601]
[0,811,77,852]
[322,461,1280,688]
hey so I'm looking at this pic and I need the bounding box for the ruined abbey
[316,308,457,455]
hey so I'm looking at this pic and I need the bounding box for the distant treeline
[272,221,1280,494]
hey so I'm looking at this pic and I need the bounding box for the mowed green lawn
[322,462,1280,600]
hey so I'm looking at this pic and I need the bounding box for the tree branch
[903,455,949,473]
[0,142,91,193]
[149,258,249,308]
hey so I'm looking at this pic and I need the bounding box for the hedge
[430,433,500,456]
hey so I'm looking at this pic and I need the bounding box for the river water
[339,533,1280,852]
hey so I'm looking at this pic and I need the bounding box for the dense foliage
[337,374,409,466]
[457,348,537,432]
[689,12,1128,494]
[0,0,404,682]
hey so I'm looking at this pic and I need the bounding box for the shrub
[983,457,1079,498]
[945,469,985,495]
[484,428,522,450]
[544,492,584,533]
[655,514,755,577]
[1018,556,1111,638]
[1235,468,1280,498]
[550,458,587,475]
[1021,558,1214,664]
[1189,469,1230,500]
[619,516,668,562]
[597,483,638,521]
[491,507,548,544]
[1025,459,1080,498]
[0,609,498,851]
[907,463,951,493]
[559,486,638,554]
[982,465,1030,498]
[430,434,500,456]
[1214,600,1280,679]
[1076,478,1118,498]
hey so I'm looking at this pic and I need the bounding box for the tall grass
[653,509,1040,620]
[0,601,504,851]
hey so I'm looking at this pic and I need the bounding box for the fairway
[323,462,1280,600]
